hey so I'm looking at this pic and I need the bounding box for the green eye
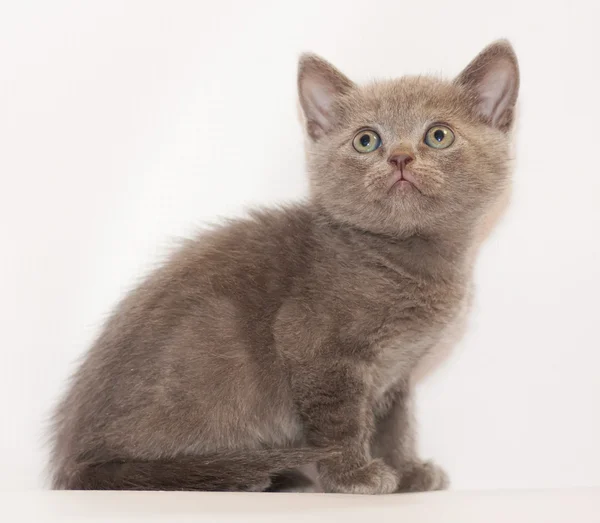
[353,129,382,153]
[425,125,455,149]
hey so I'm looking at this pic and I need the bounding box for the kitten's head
[298,41,519,237]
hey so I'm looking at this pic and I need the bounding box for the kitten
[49,41,519,493]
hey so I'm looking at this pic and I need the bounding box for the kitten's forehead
[341,76,470,136]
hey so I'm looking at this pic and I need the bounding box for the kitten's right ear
[298,54,355,141]
[455,40,520,132]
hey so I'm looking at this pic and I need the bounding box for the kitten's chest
[352,270,466,343]
[351,273,469,397]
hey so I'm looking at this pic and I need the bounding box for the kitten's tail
[54,447,338,491]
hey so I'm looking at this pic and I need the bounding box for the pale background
[1,0,598,491]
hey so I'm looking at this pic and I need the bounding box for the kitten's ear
[455,40,520,132]
[298,54,355,140]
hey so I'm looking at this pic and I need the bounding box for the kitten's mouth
[387,169,420,194]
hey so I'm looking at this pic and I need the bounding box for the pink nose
[388,153,414,169]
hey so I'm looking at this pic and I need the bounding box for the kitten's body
[50,42,519,493]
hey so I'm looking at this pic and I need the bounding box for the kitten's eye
[424,125,455,149]
[353,130,382,153]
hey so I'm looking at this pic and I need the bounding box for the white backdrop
[1,0,598,491]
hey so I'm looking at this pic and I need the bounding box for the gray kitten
[50,40,519,493]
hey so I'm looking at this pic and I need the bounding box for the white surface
[2,489,600,523]
[1,0,599,491]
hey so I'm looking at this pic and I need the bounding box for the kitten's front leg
[293,361,398,495]
[372,386,449,493]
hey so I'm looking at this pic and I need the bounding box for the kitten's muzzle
[387,152,420,192]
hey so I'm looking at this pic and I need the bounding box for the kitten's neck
[313,206,477,280]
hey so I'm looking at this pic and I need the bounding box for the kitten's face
[299,42,519,237]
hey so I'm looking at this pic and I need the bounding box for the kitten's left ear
[455,40,520,132]
[298,54,355,140]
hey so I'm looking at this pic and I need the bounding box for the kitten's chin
[389,179,418,194]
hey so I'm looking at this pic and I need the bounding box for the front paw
[320,459,399,494]
[397,460,449,493]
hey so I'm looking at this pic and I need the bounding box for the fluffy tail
[55,448,337,491]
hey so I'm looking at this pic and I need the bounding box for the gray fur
[49,41,519,493]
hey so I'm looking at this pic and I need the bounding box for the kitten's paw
[397,460,449,493]
[321,459,399,494]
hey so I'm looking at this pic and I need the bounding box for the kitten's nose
[388,152,414,169]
